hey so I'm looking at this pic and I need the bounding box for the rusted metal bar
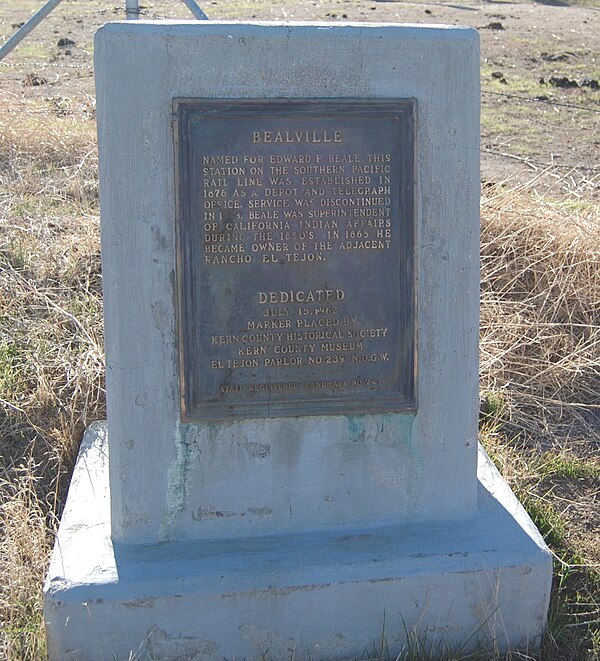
[181,0,209,20]
[0,0,65,63]
[0,0,208,65]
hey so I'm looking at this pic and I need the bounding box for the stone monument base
[44,422,552,660]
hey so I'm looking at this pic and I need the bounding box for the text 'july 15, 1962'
[175,100,416,420]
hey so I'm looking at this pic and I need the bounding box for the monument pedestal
[45,422,551,660]
[45,22,552,658]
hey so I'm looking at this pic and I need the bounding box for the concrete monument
[44,20,552,660]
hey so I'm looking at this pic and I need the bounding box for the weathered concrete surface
[94,21,480,544]
[44,423,552,660]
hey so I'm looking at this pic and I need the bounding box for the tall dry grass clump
[480,179,599,451]
[479,178,600,659]
[0,95,104,658]
[0,464,51,659]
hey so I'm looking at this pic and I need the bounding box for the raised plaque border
[174,99,417,421]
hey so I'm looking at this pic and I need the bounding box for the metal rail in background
[127,0,208,20]
[0,0,209,63]
[181,0,209,20]
[0,0,65,63]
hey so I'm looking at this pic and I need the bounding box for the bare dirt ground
[1,0,599,199]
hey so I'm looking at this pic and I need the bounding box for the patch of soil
[0,0,598,199]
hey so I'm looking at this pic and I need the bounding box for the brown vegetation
[0,101,103,658]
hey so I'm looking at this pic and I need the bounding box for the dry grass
[0,99,104,658]
[479,177,600,660]
[0,463,51,659]
[480,177,599,450]
[0,102,599,661]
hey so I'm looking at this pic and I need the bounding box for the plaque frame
[174,98,417,421]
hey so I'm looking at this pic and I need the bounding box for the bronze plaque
[174,99,415,420]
